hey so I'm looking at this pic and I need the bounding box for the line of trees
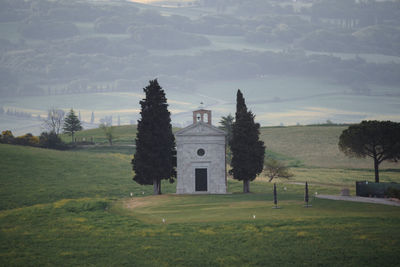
[3,48,399,98]
[0,108,84,150]
[0,108,34,119]
[0,130,66,150]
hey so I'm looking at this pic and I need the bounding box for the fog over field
[0,0,399,135]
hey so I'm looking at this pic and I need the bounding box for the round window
[197,148,205,157]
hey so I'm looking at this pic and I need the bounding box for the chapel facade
[175,109,227,194]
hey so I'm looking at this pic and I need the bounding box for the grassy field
[61,124,138,145]
[260,125,400,170]
[67,123,400,170]
[0,144,137,210]
[1,194,399,266]
[1,143,400,266]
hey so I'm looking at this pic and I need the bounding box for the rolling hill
[1,142,400,266]
[68,124,400,170]
[260,125,400,169]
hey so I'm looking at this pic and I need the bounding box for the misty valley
[0,0,400,135]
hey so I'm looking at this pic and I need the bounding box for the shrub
[39,131,67,150]
[0,130,14,144]
[14,133,39,146]
[387,187,400,199]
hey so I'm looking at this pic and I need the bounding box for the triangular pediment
[175,122,226,136]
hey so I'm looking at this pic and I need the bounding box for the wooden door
[195,168,207,192]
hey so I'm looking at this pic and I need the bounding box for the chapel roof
[175,121,226,136]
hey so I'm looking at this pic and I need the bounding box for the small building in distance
[175,108,227,194]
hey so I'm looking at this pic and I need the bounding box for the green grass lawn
[1,143,400,266]
[1,194,399,266]
[0,144,139,210]
[71,144,136,155]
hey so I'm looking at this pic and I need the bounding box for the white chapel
[175,109,227,194]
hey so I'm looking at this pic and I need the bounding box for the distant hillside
[1,0,399,98]
[65,124,188,145]
[260,125,399,169]
[65,124,138,144]
[71,124,400,170]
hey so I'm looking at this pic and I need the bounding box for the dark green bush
[356,181,400,198]
[39,131,67,150]
[387,187,400,199]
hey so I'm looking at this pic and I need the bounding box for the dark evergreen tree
[229,89,265,193]
[339,120,400,183]
[132,79,176,195]
[63,109,82,142]
[304,182,309,207]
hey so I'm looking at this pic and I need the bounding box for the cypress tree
[132,79,176,195]
[305,181,310,207]
[230,89,265,193]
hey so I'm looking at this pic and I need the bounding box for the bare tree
[264,158,293,182]
[43,108,65,135]
[100,123,114,145]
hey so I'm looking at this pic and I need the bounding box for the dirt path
[316,195,400,207]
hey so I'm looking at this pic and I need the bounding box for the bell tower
[193,109,212,125]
